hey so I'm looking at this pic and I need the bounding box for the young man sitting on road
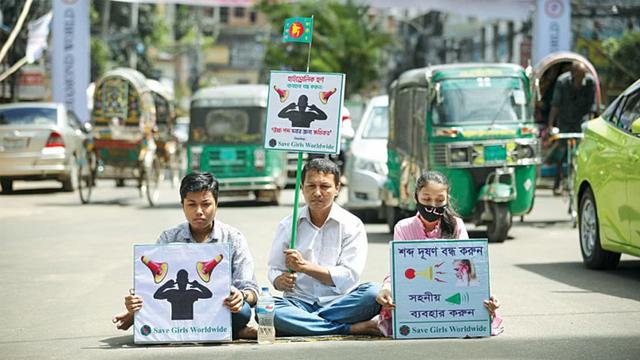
[112,172,260,339]
[268,158,382,336]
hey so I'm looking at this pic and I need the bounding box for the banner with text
[52,0,90,122]
[264,71,344,154]
[532,0,571,65]
[133,243,232,344]
[391,239,491,339]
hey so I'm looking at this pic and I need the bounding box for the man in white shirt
[267,158,381,336]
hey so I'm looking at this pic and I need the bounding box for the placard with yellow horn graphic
[390,239,491,339]
[264,70,345,155]
[134,243,232,344]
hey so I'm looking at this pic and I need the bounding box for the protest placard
[391,239,491,339]
[264,70,345,154]
[133,243,231,344]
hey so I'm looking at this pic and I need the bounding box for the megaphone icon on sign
[405,263,446,282]
[196,254,224,282]
[141,256,168,284]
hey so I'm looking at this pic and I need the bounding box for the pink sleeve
[455,217,469,239]
[393,223,404,240]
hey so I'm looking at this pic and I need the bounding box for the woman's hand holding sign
[376,287,396,310]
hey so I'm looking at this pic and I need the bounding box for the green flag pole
[289,14,314,250]
[289,151,303,249]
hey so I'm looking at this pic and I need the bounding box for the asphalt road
[1,179,639,359]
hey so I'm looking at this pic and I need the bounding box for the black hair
[415,170,460,239]
[301,158,340,186]
[179,172,219,203]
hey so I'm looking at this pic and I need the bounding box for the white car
[0,102,89,192]
[344,95,389,221]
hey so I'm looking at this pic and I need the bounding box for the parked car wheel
[1,178,13,193]
[579,187,621,269]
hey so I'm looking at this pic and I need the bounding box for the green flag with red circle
[282,17,313,43]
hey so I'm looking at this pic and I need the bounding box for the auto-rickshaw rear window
[189,107,264,145]
[433,77,527,125]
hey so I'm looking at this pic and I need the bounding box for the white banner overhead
[52,0,90,122]
[111,0,254,6]
[358,0,535,21]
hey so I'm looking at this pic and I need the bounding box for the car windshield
[433,77,527,125]
[361,106,388,139]
[189,106,264,144]
[0,107,57,126]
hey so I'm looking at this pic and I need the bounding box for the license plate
[484,145,506,162]
[2,138,29,151]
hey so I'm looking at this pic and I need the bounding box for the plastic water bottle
[257,286,275,344]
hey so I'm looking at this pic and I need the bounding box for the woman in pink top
[375,170,502,336]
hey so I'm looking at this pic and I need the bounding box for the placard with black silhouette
[265,71,345,154]
[133,243,231,344]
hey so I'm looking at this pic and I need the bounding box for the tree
[602,31,640,90]
[0,0,50,101]
[94,0,169,79]
[90,2,109,81]
[257,0,393,97]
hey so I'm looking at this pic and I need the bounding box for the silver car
[0,102,88,192]
[344,95,389,221]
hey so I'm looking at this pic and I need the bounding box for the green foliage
[257,0,393,97]
[90,38,109,81]
[93,1,170,79]
[602,31,640,87]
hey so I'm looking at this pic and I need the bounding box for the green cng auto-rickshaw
[188,85,287,204]
[383,64,540,242]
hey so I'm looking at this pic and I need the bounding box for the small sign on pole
[391,239,491,339]
[133,243,232,344]
[264,70,345,155]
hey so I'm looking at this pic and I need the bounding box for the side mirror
[631,118,640,136]
[82,122,93,133]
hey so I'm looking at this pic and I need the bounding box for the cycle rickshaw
[146,78,181,187]
[531,52,601,225]
[78,68,164,206]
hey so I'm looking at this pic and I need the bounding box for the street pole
[130,2,139,69]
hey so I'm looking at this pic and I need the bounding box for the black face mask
[416,203,447,222]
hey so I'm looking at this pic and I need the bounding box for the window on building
[234,7,245,18]
[220,7,229,23]
[250,11,257,23]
